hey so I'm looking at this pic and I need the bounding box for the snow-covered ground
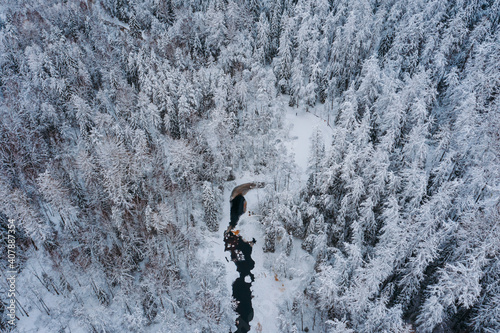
[283,103,333,182]
[203,103,334,332]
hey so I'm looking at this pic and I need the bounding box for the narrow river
[224,183,261,333]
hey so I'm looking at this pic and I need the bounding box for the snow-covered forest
[0,0,499,331]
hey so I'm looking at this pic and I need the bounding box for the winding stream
[224,183,262,333]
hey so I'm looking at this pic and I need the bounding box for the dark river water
[224,193,255,333]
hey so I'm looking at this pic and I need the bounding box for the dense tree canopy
[0,0,498,331]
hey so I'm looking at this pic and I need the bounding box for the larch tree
[202,181,220,232]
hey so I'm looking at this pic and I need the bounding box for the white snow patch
[283,101,333,183]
